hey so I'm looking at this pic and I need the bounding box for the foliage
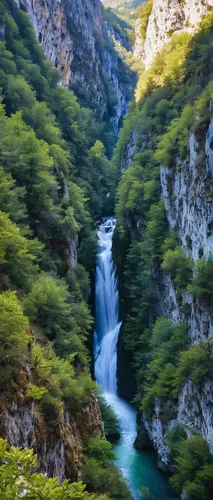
[87,140,114,215]
[0,0,104,447]
[162,245,193,289]
[170,435,213,499]
[83,434,130,498]
[28,343,95,420]
[114,7,213,434]
[174,341,213,391]
[0,438,102,499]
[115,150,159,235]
[137,317,188,414]
[166,424,187,461]
[155,104,194,167]
[97,392,120,438]
[0,291,29,386]
[26,383,47,401]
[188,258,213,299]
[137,1,153,41]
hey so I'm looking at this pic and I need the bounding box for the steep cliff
[134,0,213,68]
[15,0,134,137]
[143,111,213,469]
[0,389,102,482]
[113,0,213,489]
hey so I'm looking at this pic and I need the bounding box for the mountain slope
[0,1,131,496]
[134,0,213,67]
[113,1,213,496]
[15,0,136,147]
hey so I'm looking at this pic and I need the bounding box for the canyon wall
[15,0,134,134]
[144,108,213,470]
[0,364,102,481]
[118,0,213,473]
[134,0,213,68]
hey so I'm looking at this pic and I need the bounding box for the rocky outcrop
[121,9,213,464]
[0,392,102,481]
[120,129,138,171]
[141,98,213,470]
[134,411,153,451]
[102,45,133,135]
[160,130,213,262]
[134,0,213,68]
[16,0,134,132]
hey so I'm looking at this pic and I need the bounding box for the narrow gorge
[1,0,213,499]
[94,218,174,498]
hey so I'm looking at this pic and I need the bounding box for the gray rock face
[17,0,133,131]
[123,0,213,466]
[143,99,213,469]
[120,129,138,171]
[69,234,78,268]
[134,0,213,68]
[160,130,213,262]
[134,411,153,451]
[0,392,102,482]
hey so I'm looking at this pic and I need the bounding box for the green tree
[162,245,193,289]
[24,274,72,339]
[170,435,213,498]
[83,434,130,498]
[188,258,213,299]
[0,291,29,385]
[174,341,213,391]
[0,438,101,499]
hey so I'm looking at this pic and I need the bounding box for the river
[94,218,175,499]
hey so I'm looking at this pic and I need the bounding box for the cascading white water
[94,218,137,491]
[94,218,175,500]
[94,217,122,394]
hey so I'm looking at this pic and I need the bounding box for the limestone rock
[134,0,213,68]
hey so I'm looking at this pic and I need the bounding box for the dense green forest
[1,0,213,497]
[113,11,213,498]
[0,0,130,497]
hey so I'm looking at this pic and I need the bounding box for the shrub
[162,245,193,288]
[174,341,213,391]
[141,319,188,414]
[188,258,213,299]
[138,1,153,40]
[170,435,213,498]
[0,438,99,499]
[83,434,130,498]
[26,383,47,400]
[155,105,194,167]
[166,424,187,460]
[0,291,29,386]
[29,344,95,421]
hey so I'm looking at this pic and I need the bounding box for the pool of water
[105,393,175,500]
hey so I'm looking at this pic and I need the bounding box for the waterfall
[94,217,137,493]
[94,217,121,394]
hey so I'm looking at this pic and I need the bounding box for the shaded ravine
[94,218,175,499]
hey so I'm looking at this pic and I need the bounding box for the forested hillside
[1,0,213,498]
[0,0,130,497]
[114,5,213,497]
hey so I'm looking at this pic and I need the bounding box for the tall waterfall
[94,217,121,393]
[94,217,137,493]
